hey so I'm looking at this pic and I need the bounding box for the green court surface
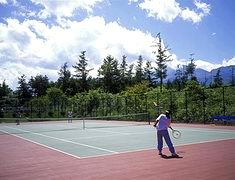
[1,121,235,158]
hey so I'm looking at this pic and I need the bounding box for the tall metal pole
[203,88,206,124]
[185,91,188,123]
[222,87,225,116]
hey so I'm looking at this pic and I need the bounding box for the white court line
[80,137,235,159]
[0,129,82,159]
[89,128,130,135]
[2,126,235,160]
[3,126,118,154]
[69,131,153,140]
[175,128,235,134]
[69,133,129,140]
[68,129,154,140]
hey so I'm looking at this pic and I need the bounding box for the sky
[0,0,235,90]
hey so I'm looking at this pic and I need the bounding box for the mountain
[166,65,235,85]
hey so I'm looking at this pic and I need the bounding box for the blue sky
[0,0,235,89]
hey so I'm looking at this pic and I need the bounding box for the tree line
[0,34,232,107]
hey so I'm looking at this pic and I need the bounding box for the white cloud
[11,2,37,19]
[180,0,210,24]
[139,0,181,23]
[0,0,17,6]
[222,57,235,67]
[194,60,220,71]
[194,0,210,14]
[167,56,235,72]
[0,62,58,90]
[138,0,210,23]
[30,0,105,18]
[0,14,233,90]
[0,18,54,66]
[0,0,7,4]
[180,8,202,24]
[195,57,235,72]
[0,16,155,89]
[128,0,140,5]
[166,53,182,69]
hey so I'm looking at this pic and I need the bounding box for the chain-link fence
[0,86,234,123]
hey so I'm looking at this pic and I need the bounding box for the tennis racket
[169,127,181,139]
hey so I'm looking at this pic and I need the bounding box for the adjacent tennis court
[0,120,235,179]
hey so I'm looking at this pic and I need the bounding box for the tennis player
[153,110,178,157]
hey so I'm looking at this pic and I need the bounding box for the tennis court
[0,120,235,179]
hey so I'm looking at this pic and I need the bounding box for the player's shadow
[160,154,183,159]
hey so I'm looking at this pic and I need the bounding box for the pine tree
[57,62,72,95]
[120,55,128,90]
[213,69,223,87]
[173,65,184,90]
[127,64,134,86]
[0,80,12,98]
[29,75,50,96]
[73,51,93,92]
[185,54,197,81]
[144,60,154,86]
[17,75,32,103]
[135,55,144,83]
[231,65,235,86]
[152,33,172,92]
[98,55,121,93]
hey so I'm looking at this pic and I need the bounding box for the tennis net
[0,113,150,135]
[82,113,149,129]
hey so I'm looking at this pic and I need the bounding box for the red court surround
[0,125,235,180]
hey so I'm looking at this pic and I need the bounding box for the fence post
[157,92,159,106]
[102,97,105,116]
[145,94,148,113]
[170,91,175,119]
[134,95,137,113]
[95,99,97,117]
[116,96,119,115]
[222,87,225,116]
[30,101,33,118]
[169,91,173,112]
[203,88,206,124]
[57,101,59,118]
[125,96,128,115]
[185,90,188,123]
[145,95,150,124]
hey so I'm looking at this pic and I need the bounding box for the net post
[222,86,225,116]
[147,112,150,125]
[83,118,85,130]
